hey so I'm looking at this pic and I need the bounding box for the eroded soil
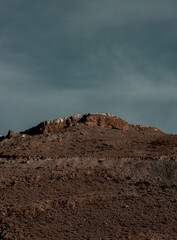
[0,117,177,239]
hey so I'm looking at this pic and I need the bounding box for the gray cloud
[0,1,177,134]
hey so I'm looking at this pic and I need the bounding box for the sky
[0,0,177,135]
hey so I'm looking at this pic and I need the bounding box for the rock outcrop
[24,113,129,135]
[130,124,163,134]
[7,130,15,139]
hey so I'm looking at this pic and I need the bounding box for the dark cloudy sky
[0,0,177,135]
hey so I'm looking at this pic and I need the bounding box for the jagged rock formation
[22,113,162,136]
[23,113,130,135]
[7,130,15,139]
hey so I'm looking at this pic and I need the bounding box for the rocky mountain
[0,113,177,239]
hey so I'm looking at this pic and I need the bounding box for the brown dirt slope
[0,113,177,240]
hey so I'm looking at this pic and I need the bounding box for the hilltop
[0,113,177,239]
[0,113,169,160]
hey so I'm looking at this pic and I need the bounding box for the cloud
[0,1,177,134]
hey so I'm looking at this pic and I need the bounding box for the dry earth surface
[0,113,177,240]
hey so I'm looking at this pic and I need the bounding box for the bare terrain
[0,113,177,240]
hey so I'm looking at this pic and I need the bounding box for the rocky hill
[0,113,177,240]
[23,113,130,135]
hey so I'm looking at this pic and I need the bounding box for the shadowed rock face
[24,113,130,135]
[7,130,15,139]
